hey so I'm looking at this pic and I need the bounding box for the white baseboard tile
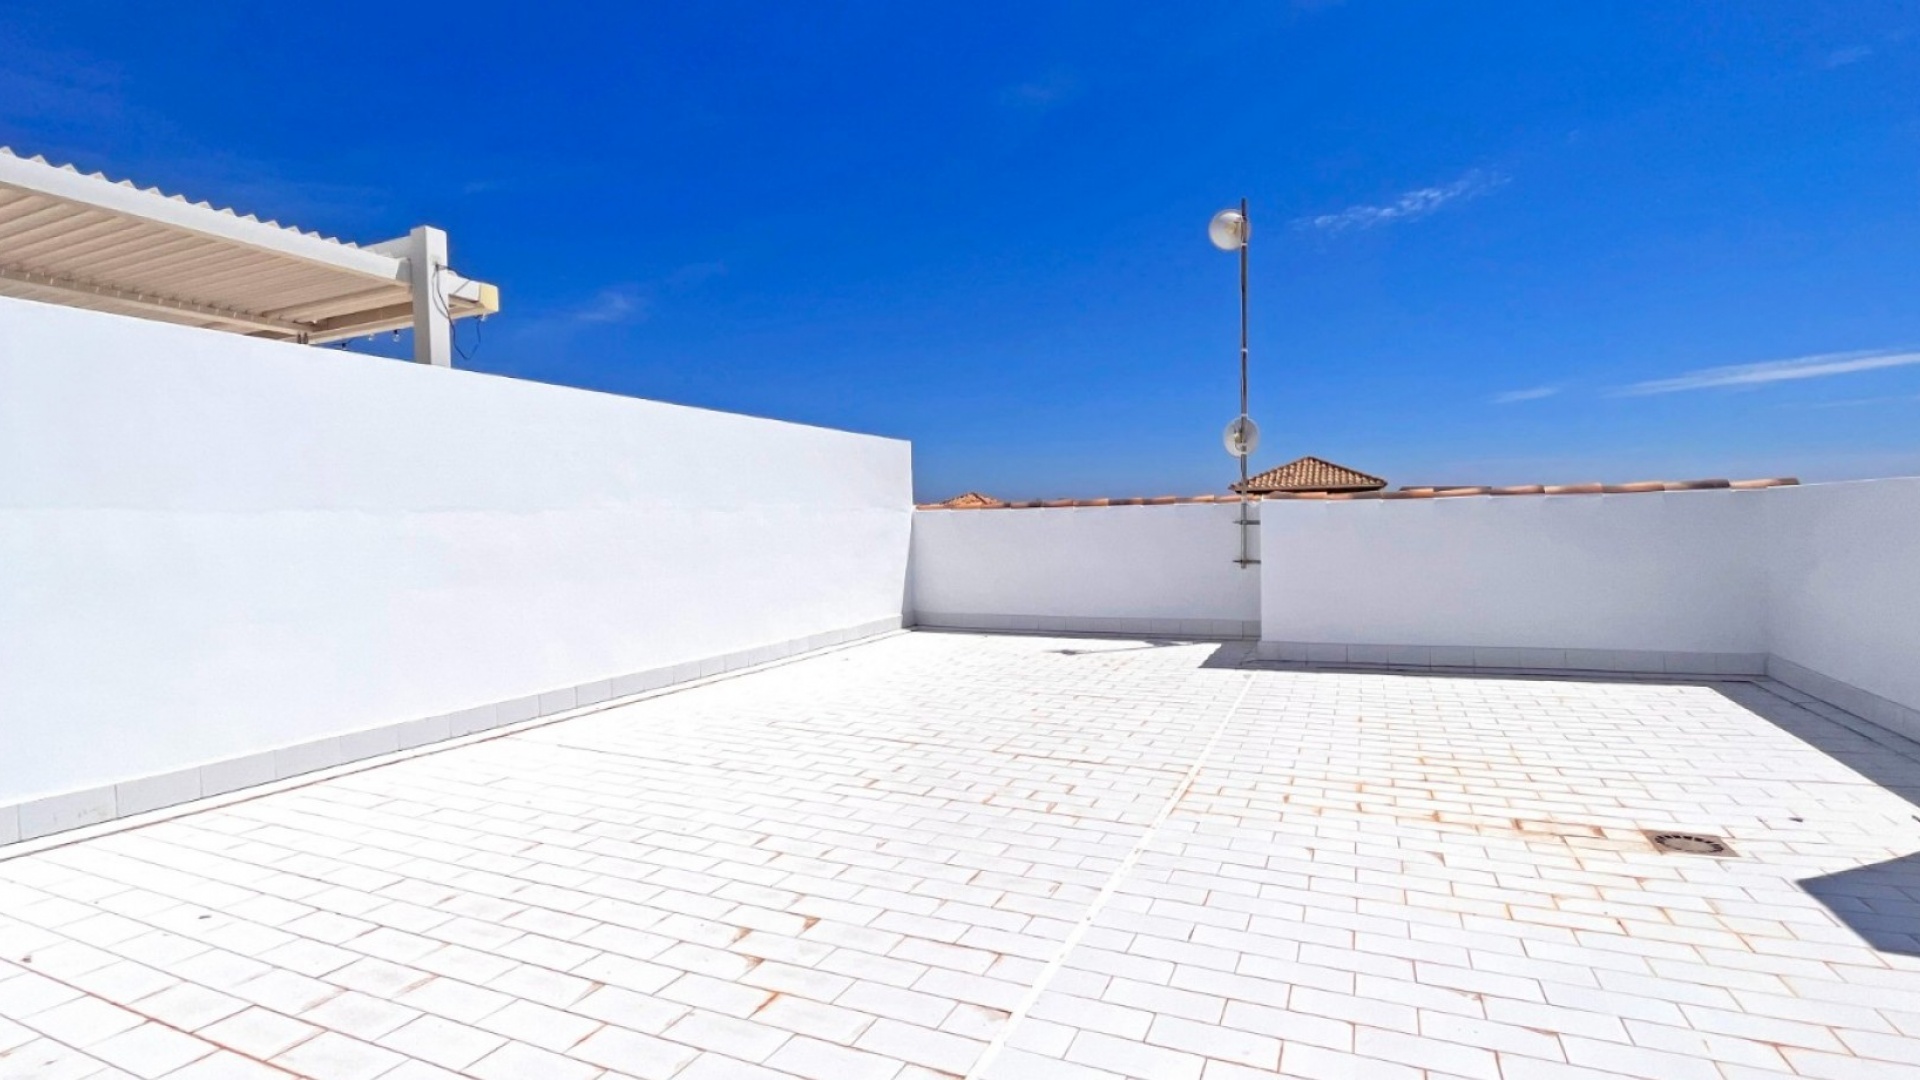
[2,616,903,848]
[1768,656,1920,743]
[114,768,203,817]
[1255,641,1768,677]
[397,713,453,751]
[912,611,1258,640]
[17,787,117,840]
[199,752,277,799]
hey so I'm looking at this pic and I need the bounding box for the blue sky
[3,2,1917,499]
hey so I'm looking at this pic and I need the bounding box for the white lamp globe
[1223,415,1260,458]
[1208,208,1249,251]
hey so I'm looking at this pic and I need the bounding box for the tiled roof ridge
[937,491,1007,508]
[916,477,1799,509]
[0,146,362,248]
[1233,454,1388,493]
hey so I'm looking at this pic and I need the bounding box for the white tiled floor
[6,631,1920,1078]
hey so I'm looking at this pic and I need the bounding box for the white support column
[406,225,452,367]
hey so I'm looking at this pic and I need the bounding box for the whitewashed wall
[909,502,1261,638]
[1765,479,1920,734]
[0,297,911,837]
[1259,491,1770,673]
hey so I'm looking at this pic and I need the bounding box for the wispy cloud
[510,261,728,339]
[1001,71,1079,110]
[1295,169,1508,232]
[1822,45,1875,68]
[571,285,650,325]
[1621,349,1920,395]
[1492,386,1558,405]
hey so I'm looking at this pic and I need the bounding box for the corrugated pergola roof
[0,147,497,357]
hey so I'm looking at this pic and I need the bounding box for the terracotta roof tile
[1266,478,1798,501]
[1232,455,1387,494]
[925,491,1006,509]
[913,478,1799,510]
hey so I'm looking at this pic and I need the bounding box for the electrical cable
[428,265,467,364]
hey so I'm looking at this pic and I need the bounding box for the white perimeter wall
[1765,479,1920,721]
[1260,491,1770,668]
[0,297,911,805]
[909,502,1261,638]
[1258,484,1920,717]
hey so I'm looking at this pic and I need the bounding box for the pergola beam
[0,264,312,336]
[299,275,497,345]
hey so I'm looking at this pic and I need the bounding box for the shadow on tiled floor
[1047,640,1196,656]
[1719,682,1920,959]
[1717,680,1920,809]
[1797,854,1920,957]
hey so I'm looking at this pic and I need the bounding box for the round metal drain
[1647,831,1733,856]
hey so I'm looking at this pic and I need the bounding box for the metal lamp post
[1211,200,1259,567]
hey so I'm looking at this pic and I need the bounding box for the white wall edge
[1249,641,1920,747]
[0,616,903,850]
[908,503,1260,632]
[1768,655,1920,744]
[1253,641,1768,676]
[913,612,1259,640]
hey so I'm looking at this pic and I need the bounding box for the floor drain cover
[1645,831,1735,856]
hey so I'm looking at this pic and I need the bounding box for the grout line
[4,958,304,1077]
[963,672,1257,1080]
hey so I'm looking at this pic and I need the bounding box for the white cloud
[1823,45,1874,68]
[1620,349,1920,395]
[572,285,650,325]
[1295,169,1507,232]
[500,261,731,349]
[1492,386,1558,405]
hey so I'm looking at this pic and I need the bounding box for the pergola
[0,147,498,366]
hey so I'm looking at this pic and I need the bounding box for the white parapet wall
[0,296,912,842]
[1764,478,1920,738]
[909,501,1261,638]
[1259,489,1771,674]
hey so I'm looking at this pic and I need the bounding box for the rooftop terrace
[7,632,1920,1079]
[4,250,1919,1080]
